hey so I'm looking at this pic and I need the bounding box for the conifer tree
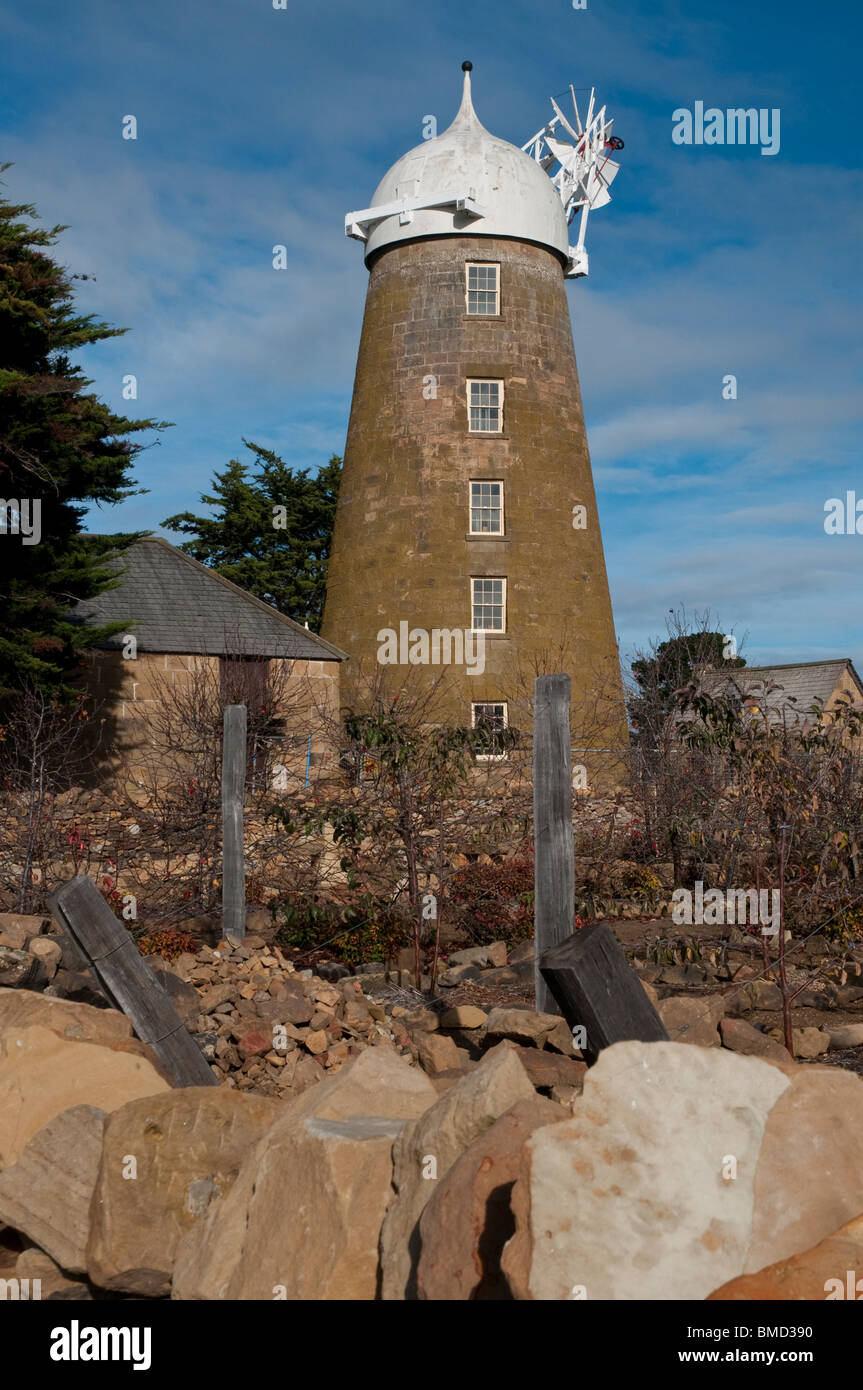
[0,170,167,699]
[162,442,341,631]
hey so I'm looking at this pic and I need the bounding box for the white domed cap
[359,66,570,266]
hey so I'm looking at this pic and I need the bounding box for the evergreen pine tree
[0,170,168,699]
[162,442,341,631]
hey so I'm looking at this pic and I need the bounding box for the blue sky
[2,0,860,671]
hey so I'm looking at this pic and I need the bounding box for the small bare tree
[0,685,109,912]
[625,607,746,881]
[110,641,338,920]
[270,663,527,988]
[682,681,863,1052]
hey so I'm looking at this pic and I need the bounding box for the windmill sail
[522,85,623,273]
[581,157,619,210]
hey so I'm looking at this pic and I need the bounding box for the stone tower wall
[322,234,627,767]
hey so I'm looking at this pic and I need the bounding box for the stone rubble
[0,907,862,1302]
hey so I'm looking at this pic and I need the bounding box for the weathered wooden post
[540,923,669,1065]
[222,703,247,944]
[533,674,574,1014]
[47,877,218,1087]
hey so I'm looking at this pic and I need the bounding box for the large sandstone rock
[417,1032,468,1076]
[753,979,785,1009]
[0,1105,105,1274]
[0,1025,169,1171]
[193,1113,405,1300]
[720,1017,792,1063]
[502,1040,863,1301]
[283,1043,438,1125]
[0,913,50,949]
[763,1025,830,1059]
[438,962,483,986]
[826,1023,863,1050]
[709,1214,863,1300]
[87,1088,279,1296]
[658,994,724,1047]
[746,1065,863,1273]
[544,1017,578,1056]
[447,946,492,968]
[483,1008,561,1049]
[789,1026,830,1058]
[173,1048,437,1300]
[0,989,133,1045]
[417,1097,566,1300]
[440,1005,487,1029]
[380,1043,535,1300]
[26,938,62,981]
[509,1045,586,1093]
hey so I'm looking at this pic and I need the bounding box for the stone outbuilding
[698,659,863,741]
[71,536,346,787]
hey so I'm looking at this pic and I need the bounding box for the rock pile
[3,902,863,1302]
[0,910,590,1102]
[1,1005,862,1301]
[169,935,589,1099]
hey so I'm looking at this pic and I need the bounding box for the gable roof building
[71,536,348,662]
[71,537,347,787]
[696,659,863,732]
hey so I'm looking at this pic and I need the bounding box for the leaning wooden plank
[539,920,669,1065]
[47,876,218,1087]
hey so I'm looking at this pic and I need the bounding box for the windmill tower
[321,63,627,772]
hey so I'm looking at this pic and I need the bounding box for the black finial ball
[462,60,473,72]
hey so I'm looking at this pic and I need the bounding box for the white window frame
[470,576,507,633]
[471,701,509,761]
[468,479,504,536]
[465,261,500,316]
[467,378,504,434]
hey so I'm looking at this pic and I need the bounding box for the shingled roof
[70,536,348,661]
[697,659,863,721]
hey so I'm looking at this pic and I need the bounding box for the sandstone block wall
[80,650,341,791]
[321,233,627,772]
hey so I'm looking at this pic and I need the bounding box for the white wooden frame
[471,701,509,761]
[466,378,504,433]
[470,576,507,632]
[468,479,504,535]
[465,261,500,315]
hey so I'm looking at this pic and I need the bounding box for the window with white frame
[467,379,503,433]
[465,262,500,315]
[471,576,506,631]
[472,702,509,760]
[469,480,503,535]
